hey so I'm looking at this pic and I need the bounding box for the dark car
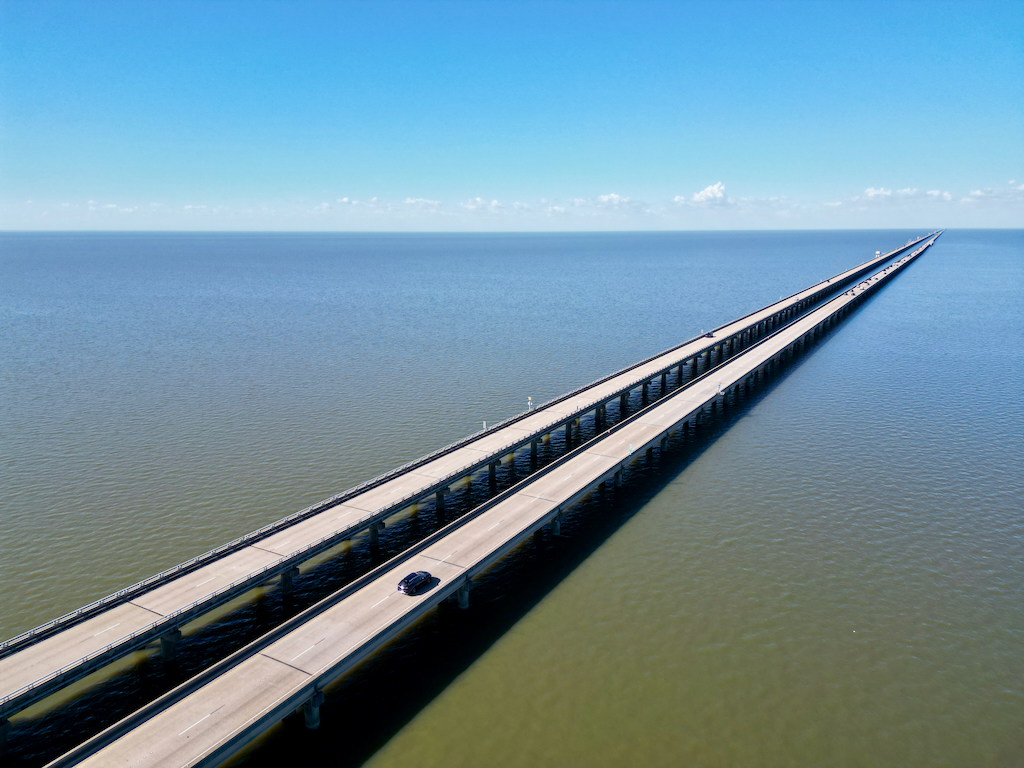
[397,571,432,595]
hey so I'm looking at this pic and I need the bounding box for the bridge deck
[0,234,938,722]
[52,236,939,768]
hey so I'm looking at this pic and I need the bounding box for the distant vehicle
[704,332,714,338]
[397,571,431,594]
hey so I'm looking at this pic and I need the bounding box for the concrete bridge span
[42,234,941,768]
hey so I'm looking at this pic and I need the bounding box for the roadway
[48,234,940,768]
[0,232,937,726]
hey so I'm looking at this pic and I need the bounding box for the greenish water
[1,230,1021,766]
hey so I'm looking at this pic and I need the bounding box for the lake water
[1,230,1021,766]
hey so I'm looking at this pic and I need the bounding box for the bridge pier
[552,511,564,536]
[457,581,473,610]
[660,371,668,394]
[435,487,449,519]
[614,469,623,487]
[530,440,538,468]
[564,422,572,450]
[620,392,628,416]
[678,363,684,385]
[160,629,182,663]
[641,381,649,404]
[303,690,325,730]
[488,461,498,493]
[280,566,300,596]
[660,435,669,454]
[368,521,385,548]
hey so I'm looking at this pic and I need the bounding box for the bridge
[0,232,941,761]
[43,234,941,768]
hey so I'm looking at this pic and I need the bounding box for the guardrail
[42,234,941,768]
[2,234,941,716]
[0,233,936,668]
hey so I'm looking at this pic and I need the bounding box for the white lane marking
[488,520,504,530]
[179,706,223,736]
[93,623,121,637]
[372,594,391,608]
[291,638,326,661]
[194,576,216,588]
[438,550,457,564]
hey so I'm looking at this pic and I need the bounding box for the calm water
[1,230,1022,766]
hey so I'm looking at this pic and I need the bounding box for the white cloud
[672,182,735,208]
[927,190,953,201]
[961,182,1024,203]
[462,197,502,212]
[896,188,919,196]
[864,187,892,198]
[104,203,117,209]
[403,197,441,211]
[691,182,727,203]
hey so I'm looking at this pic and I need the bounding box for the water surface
[1,230,1021,766]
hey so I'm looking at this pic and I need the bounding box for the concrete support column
[369,520,385,548]
[552,511,564,537]
[642,381,649,404]
[645,446,654,463]
[304,690,325,730]
[678,363,685,385]
[704,349,711,368]
[160,629,182,663]
[620,392,628,415]
[280,566,300,596]
[0,718,10,757]
[435,487,449,517]
[660,371,668,394]
[457,580,473,610]
[507,453,517,482]
[488,461,498,493]
[660,435,669,453]
[530,440,539,468]
[614,469,623,487]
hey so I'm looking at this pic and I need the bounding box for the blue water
[1,230,1021,766]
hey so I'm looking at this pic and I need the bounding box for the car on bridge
[397,571,432,595]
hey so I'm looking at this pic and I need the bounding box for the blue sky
[1,0,1021,230]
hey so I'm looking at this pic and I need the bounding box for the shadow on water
[8,308,848,768]
[226,343,831,768]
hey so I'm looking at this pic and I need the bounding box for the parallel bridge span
[0,233,937,735]
[47,233,941,768]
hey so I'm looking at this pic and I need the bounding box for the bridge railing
[0,232,937,663]
[0,233,942,714]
